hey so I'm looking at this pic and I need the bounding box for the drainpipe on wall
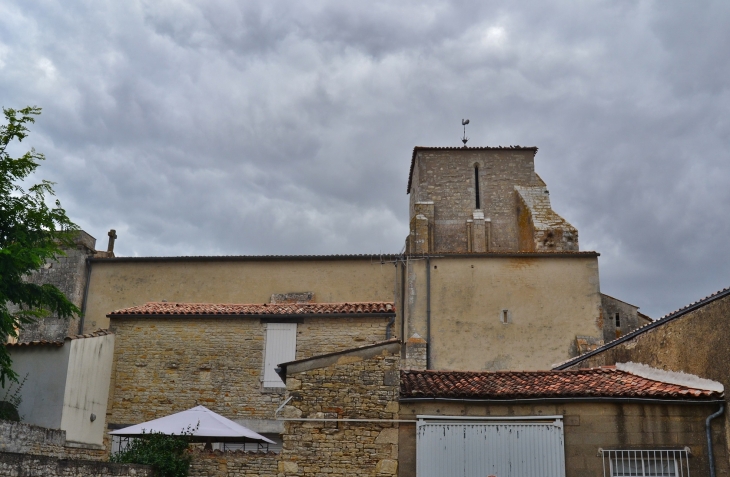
[426,256,431,370]
[78,257,92,335]
[385,315,395,340]
[706,404,724,477]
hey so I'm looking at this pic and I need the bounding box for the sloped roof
[400,368,722,401]
[554,286,730,370]
[5,329,113,347]
[407,146,539,194]
[108,302,395,317]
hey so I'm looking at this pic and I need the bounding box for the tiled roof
[408,146,539,193]
[108,302,395,317]
[5,329,113,347]
[400,368,722,401]
[554,286,730,370]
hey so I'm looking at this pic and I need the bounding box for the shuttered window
[262,323,297,388]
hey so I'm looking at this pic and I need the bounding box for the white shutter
[263,323,297,387]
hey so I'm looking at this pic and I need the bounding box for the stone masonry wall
[0,420,104,461]
[599,294,640,343]
[15,231,96,342]
[0,452,152,477]
[278,347,400,477]
[107,316,390,437]
[0,420,142,477]
[564,291,730,469]
[188,450,279,477]
[409,149,539,253]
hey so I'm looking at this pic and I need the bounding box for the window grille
[600,448,691,477]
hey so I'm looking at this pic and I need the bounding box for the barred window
[600,448,691,477]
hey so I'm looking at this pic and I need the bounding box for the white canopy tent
[109,405,275,444]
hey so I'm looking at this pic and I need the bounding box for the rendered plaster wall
[403,254,602,371]
[7,345,70,429]
[106,315,390,450]
[61,334,115,446]
[85,258,397,332]
[278,345,401,477]
[409,149,540,253]
[563,291,730,469]
[398,401,727,477]
[15,231,96,342]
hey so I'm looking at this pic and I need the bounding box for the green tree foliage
[110,431,193,477]
[0,106,79,386]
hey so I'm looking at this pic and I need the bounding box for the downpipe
[706,404,724,477]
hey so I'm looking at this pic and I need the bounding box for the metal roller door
[417,416,566,477]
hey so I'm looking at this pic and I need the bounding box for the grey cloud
[1,1,729,317]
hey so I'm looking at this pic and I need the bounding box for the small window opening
[474,165,481,209]
[501,309,510,324]
[615,313,620,328]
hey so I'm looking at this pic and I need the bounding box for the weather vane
[461,119,470,146]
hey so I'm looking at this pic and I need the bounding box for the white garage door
[417,416,566,477]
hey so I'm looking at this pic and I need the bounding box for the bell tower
[406,146,578,254]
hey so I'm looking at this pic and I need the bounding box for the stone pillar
[409,202,434,254]
[471,210,486,253]
[404,333,427,370]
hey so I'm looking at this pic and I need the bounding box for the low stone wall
[188,450,279,477]
[0,420,105,461]
[0,451,152,477]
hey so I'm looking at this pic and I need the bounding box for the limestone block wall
[278,346,401,477]
[0,452,152,477]
[398,402,727,477]
[0,420,108,462]
[599,293,641,342]
[15,231,96,342]
[408,148,540,253]
[107,316,390,432]
[188,450,278,477]
[562,290,730,468]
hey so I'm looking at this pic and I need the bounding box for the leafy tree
[0,106,79,386]
[110,431,193,477]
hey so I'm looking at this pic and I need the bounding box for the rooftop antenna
[461,119,470,147]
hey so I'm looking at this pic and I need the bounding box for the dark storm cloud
[1,1,729,317]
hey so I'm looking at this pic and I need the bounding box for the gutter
[706,405,724,477]
[107,313,396,320]
[426,256,431,370]
[399,397,726,405]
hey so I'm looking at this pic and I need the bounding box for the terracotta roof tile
[108,302,395,317]
[400,368,722,401]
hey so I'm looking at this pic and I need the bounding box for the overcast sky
[1,1,729,318]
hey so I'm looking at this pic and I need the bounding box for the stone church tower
[407,146,578,254]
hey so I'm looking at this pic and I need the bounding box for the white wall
[7,345,70,429]
[60,334,115,445]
